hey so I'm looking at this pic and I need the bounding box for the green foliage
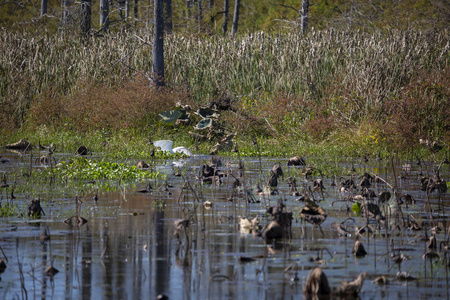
[152,199,165,210]
[0,0,448,156]
[2,0,448,36]
[52,157,158,181]
[352,202,361,217]
[0,203,21,217]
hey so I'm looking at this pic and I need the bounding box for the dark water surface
[0,151,449,299]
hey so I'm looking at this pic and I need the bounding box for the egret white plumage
[153,140,193,156]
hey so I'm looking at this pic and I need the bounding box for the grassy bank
[1,28,449,158]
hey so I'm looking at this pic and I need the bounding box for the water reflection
[153,210,170,298]
[0,153,449,299]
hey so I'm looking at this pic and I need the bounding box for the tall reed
[0,28,448,133]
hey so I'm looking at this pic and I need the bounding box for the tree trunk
[349,0,354,29]
[100,0,109,30]
[222,0,228,35]
[231,0,240,37]
[164,0,173,34]
[152,0,165,87]
[40,0,47,17]
[80,0,91,37]
[62,0,72,25]
[197,0,202,33]
[118,0,124,19]
[301,0,309,33]
[125,0,130,19]
[134,0,138,27]
[185,0,193,24]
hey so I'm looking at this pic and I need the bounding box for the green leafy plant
[352,202,361,217]
[0,203,21,217]
[153,199,165,210]
[50,157,159,181]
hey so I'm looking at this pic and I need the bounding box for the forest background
[0,0,449,158]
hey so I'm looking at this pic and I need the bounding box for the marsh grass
[0,203,22,217]
[0,28,448,155]
[5,157,163,210]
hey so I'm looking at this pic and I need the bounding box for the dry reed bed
[0,28,448,129]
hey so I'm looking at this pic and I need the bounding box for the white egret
[153,140,192,156]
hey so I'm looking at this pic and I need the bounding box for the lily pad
[194,118,213,130]
[159,109,188,124]
[195,107,220,119]
[177,109,189,120]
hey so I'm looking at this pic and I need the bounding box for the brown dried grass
[28,75,193,132]
[379,68,450,147]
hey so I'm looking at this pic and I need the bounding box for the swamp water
[0,151,449,299]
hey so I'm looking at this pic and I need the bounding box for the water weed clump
[49,157,159,181]
[7,156,165,197]
[0,203,22,217]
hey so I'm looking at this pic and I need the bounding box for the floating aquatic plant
[51,157,160,181]
[351,202,361,217]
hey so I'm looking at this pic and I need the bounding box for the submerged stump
[304,267,331,297]
[28,198,45,218]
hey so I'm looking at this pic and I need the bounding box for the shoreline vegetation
[1,27,448,159]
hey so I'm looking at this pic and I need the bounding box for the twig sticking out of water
[29,149,33,178]
[16,239,28,299]
[118,166,125,186]
[101,230,108,259]
[44,227,59,277]
[368,172,393,189]
[181,175,201,203]
[64,197,88,227]
[174,219,191,244]
[0,245,8,263]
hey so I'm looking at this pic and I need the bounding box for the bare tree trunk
[152,0,165,87]
[185,0,193,25]
[134,0,138,27]
[62,0,72,25]
[349,0,354,29]
[40,0,47,17]
[118,0,124,19]
[301,0,309,33]
[80,0,91,37]
[222,0,228,35]
[209,0,213,10]
[197,0,202,33]
[164,0,173,34]
[100,0,109,30]
[125,0,130,19]
[231,0,240,37]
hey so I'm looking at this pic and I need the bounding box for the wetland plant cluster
[0,138,449,298]
[0,8,448,299]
